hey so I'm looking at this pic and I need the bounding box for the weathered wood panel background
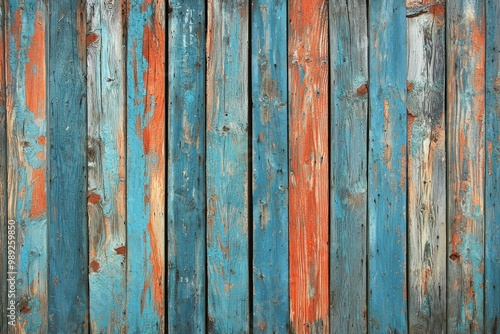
[0,0,498,333]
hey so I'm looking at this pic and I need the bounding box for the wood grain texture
[126,0,165,331]
[47,0,88,332]
[206,0,249,332]
[368,0,408,332]
[87,0,126,332]
[329,0,368,332]
[406,1,446,332]
[288,0,329,332]
[251,0,288,332]
[486,0,500,331]
[167,0,206,332]
[446,0,485,332]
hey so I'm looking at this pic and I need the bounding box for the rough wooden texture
[47,0,88,332]
[329,0,368,332]
[251,0,288,332]
[167,0,206,332]
[447,0,485,332]
[87,0,126,332]
[288,0,329,332]
[126,0,165,331]
[368,0,408,332]
[486,0,500,331]
[406,1,446,332]
[206,0,249,332]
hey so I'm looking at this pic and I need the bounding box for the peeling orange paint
[25,12,46,120]
[31,168,46,218]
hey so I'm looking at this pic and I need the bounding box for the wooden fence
[0,0,498,333]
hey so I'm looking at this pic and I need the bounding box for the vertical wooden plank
[288,0,329,331]
[167,0,206,332]
[368,0,407,332]
[447,0,485,332]
[329,0,368,332]
[126,0,165,331]
[251,0,288,331]
[87,0,127,332]
[206,0,249,331]
[47,0,88,332]
[485,0,499,331]
[406,1,446,332]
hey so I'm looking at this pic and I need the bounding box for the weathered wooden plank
[288,0,329,332]
[167,0,206,332]
[47,0,88,332]
[368,0,407,332]
[206,0,249,332]
[446,0,485,332]
[126,0,165,331]
[87,0,126,332]
[251,0,288,331]
[406,1,446,332]
[486,0,500,331]
[329,0,368,332]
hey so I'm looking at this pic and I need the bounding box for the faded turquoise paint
[368,0,407,332]
[206,0,249,332]
[486,0,500,331]
[48,0,88,332]
[167,0,206,332]
[251,0,288,331]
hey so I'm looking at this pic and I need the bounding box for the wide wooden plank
[87,0,126,332]
[126,0,165,331]
[446,0,485,332]
[167,0,206,332]
[486,0,500,331]
[288,0,329,332]
[47,0,88,332]
[368,0,407,332]
[206,0,249,331]
[329,0,368,332]
[251,0,288,331]
[406,1,446,332]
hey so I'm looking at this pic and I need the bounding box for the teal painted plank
[126,0,165,331]
[167,0,206,332]
[486,0,500,331]
[206,0,249,332]
[368,0,408,332]
[446,0,485,332]
[48,0,89,332]
[251,0,288,332]
[329,0,368,332]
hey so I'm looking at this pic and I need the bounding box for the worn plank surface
[206,0,249,332]
[447,0,485,332]
[406,1,446,332]
[47,0,88,332]
[167,0,206,332]
[251,0,288,332]
[329,0,368,332]
[368,0,408,332]
[87,0,127,332]
[288,0,329,332]
[486,0,500,331]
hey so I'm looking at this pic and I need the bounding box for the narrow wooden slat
[126,0,165,331]
[251,0,288,331]
[485,0,500,331]
[206,0,249,331]
[167,0,206,331]
[87,0,126,332]
[47,0,88,331]
[406,1,446,332]
[446,0,485,331]
[329,0,368,332]
[288,0,329,331]
[368,0,407,332]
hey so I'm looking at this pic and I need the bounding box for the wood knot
[449,252,461,262]
[356,83,368,96]
[90,260,100,272]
